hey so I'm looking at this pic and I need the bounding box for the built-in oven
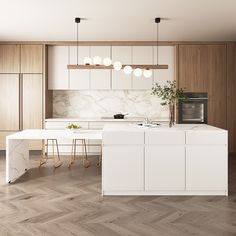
[178,92,208,124]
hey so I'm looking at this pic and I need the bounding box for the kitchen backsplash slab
[53,90,169,119]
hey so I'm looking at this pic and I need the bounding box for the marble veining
[53,90,169,119]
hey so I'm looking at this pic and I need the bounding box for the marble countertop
[103,124,228,132]
[45,117,169,122]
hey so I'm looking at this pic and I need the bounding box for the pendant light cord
[156,21,158,65]
[76,22,79,65]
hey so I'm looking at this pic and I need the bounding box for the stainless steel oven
[178,92,208,124]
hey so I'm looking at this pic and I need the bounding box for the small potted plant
[151,80,185,127]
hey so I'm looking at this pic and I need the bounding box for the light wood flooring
[0,152,236,236]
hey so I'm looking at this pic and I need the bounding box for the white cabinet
[90,46,111,89]
[69,46,90,90]
[112,46,132,89]
[132,46,153,90]
[48,46,69,90]
[153,46,175,86]
[186,146,227,191]
[103,146,144,191]
[145,146,185,190]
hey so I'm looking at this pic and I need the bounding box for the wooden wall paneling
[21,45,43,73]
[207,45,227,129]
[227,44,236,153]
[0,74,20,131]
[0,45,20,73]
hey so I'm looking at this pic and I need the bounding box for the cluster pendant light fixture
[67,17,168,77]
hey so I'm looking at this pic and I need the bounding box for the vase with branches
[151,80,185,127]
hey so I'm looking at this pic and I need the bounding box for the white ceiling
[0,0,236,41]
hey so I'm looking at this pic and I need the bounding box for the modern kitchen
[0,0,236,235]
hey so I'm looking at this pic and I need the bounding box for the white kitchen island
[102,124,228,196]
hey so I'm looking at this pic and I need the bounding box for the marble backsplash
[53,90,169,119]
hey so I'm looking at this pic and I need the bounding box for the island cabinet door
[186,146,227,191]
[145,146,185,190]
[103,146,144,191]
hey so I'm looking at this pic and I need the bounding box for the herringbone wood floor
[0,152,236,236]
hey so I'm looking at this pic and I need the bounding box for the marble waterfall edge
[53,90,169,119]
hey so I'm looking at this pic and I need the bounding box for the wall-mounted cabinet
[90,46,111,89]
[48,46,69,89]
[69,46,90,89]
[48,45,174,90]
[0,45,20,73]
[21,45,43,73]
[112,46,132,90]
[153,46,175,86]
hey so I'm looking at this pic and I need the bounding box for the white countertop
[7,129,103,140]
[103,124,227,132]
[45,117,168,122]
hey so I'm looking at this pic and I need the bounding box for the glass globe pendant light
[133,68,142,77]
[83,57,92,65]
[123,65,133,74]
[103,57,112,66]
[143,69,152,78]
[93,56,102,66]
[113,61,122,71]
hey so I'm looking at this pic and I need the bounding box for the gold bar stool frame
[68,139,91,168]
[39,139,63,168]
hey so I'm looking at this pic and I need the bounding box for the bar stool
[68,139,91,168]
[39,139,63,168]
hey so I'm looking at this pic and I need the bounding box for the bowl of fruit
[66,123,81,131]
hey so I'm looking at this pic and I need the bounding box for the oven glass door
[181,101,205,123]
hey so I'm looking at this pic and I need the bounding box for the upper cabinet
[69,46,90,90]
[132,46,153,90]
[153,46,175,86]
[48,46,69,90]
[21,45,43,73]
[112,46,132,90]
[0,45,20,73]
[90,46,111,89]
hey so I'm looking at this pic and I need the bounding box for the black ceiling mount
[155,17,161,23]
[75,17,81,23]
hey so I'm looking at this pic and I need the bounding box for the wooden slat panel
[0,74,20,131]
[21,45,43,73]
[227,44,236,153]
[0,45,20,73]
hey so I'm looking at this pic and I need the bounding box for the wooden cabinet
[103,146,144,191]
[145,146,185,190]
[0,74,20,131]
[48,46,69,89]
[178,45,227,129]
[226,44,236,153]
[22,74,43,129]
[0,45,20,73]
[22,74,43,150]
[69,46,90,89]
[21,45,43,73]
[90,46,111,89]
[112,46,132,89]
[132,46,153,89]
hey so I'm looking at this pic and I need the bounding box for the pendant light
[75,17,81,65]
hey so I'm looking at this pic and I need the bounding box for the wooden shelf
[67,64,168,70]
